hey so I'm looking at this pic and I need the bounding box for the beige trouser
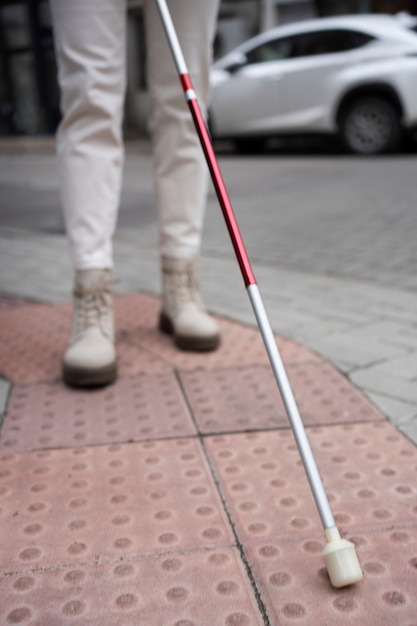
[50,0,219,269]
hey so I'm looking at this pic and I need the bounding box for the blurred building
[1,0,416,136]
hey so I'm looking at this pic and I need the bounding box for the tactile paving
[181,362,382,434]
[0,547,264,626]
[0,293,317,384]
[245,529,417,625]
[0,438,233,572]
[204,422,417,541]
[0,302,71,383]
[0,372,196,452]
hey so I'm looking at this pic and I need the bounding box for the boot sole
[158,312,220,352]
[62,362,117,388]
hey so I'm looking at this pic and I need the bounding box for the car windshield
[245,28,375,65]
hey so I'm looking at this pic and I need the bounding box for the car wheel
[234,137,265,154]
[339,96,401,155]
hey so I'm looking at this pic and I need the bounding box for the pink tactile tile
[115,292,316,370]
[0,298,171,383]
[245,528,417,625]
[204,422,417,542]
[0,548,264,626]
[0,439,234,572]
[0,373,195,452]
[0,302,71,383]
[181,362,382,434]
[0,292,318,383]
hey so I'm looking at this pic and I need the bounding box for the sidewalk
[0,291,416,625]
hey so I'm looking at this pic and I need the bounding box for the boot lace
[72,280,112,342]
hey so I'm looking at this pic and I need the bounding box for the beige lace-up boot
[159,257,220,351]
[63,269,117,387]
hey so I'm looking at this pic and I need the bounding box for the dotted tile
[0,293,316,384]
[0,302,71,383]
[0,373,196,453]
[181,362,383,434]
[246,528,417,625]
[0,548,264,626]
[0,439,234,572]
[204,422,417,542]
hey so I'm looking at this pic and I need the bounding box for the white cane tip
[322,527,363,588]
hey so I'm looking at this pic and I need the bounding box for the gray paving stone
[0,378,10,422]
[365,391,417,425]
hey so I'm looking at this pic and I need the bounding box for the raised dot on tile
[64,570,85,584]
[13,576,36,591]
[373,509,392,520]
[208,552,230,566]
[282,604,306,619]
[303,541,322,554]
[380,468,396,477]
[109,476,125,486]
[258,545,279,559]
[270,479,286,488]
[22,520,43,536]
[167,587,189,602]
[390,531,409,543]
[238,501,257,512]
[269,572,291,587]
[71,480,88,489]
[332,597,357,612]
[382,591,406,606]
[115,593,138,609]
[225,613,250,625]
[202,527,222,540]
[190,486,208,496]
[363,561,386,575]
[357,489,375,499]
[7,607,32,623]
[396,485,412,495]
[185,469,201,478]
[150,490,166,500]
[158,533,178,545]
[68,542,87,555]
[114,564,135,577]
[247,523,267,535]
[217,580,238,595]
[111,494,127,504]
[290,517,309,529]
[194,506,214,517]
[154,510,172,521]
[112,514,130,526]
[113,536,132,549]
[69,498,87,509]
[19,548,41,561]
[62,600,86,617]
[161,557,183,572]
[280,497,297,507]
[27,502,46,513]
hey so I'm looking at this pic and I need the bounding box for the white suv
[210,15,417,154]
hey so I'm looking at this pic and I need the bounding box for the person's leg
[144,0,221,351]
[50,0,127,385]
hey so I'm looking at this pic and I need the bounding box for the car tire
[234,137,265,154]
[339,96,401,155]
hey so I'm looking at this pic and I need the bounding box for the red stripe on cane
[180,73,194,94]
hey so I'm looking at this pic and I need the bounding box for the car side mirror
[225,51,247,74]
